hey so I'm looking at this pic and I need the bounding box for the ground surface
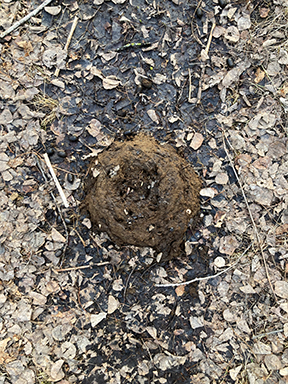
[0,0,288,383]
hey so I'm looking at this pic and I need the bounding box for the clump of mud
[85,134,201,260]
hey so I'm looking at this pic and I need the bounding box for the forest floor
[1,0,288,383]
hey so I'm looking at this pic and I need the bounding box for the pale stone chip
[229,365,242,381]
[239,284,256,294]
[91,312,107,327]
[108,295,120,314]
[50,359,65,381]
[94,0,104,4]
[274,281,288,299]
[253,341,271,354]
[190,133,204,150]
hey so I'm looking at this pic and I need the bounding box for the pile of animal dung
[85,134,201,260]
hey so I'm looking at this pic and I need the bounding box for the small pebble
[55,250,62,257]
[58,150,66,158]
[140,77,153,89]
[219,0,227,8]
[46,147,54,156]
[64,218,72,225]
[117,109,126,117]
[68,134,78,142]
[196,8,203,18]
[56,215,62,224]
[227,57,234,68]
[67,173,74,183]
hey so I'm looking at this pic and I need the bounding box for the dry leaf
[91,312,107,327]
[190,133,204,150]
[44,6,62,15]
[51,228,66,243]
[259,7,270,18]
[50,360,65,381]
[107,295,120,314]
[254,68,265,84]
[102,76,120,89]
[147,109,159,124]
[224,26,240,43]
[175,285,185,297]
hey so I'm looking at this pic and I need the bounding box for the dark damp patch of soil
[85,134,201,260]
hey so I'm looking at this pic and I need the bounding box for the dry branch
[0,0,53,39]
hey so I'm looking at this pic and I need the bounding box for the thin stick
[196,65,205,105]
[0,0,53,39]
[203,21,216,60]
[222,132,277,302]
[35,153,69,266]
[188,68,193,103]
[43,153,69,208]
[196,21,216,104]
[54,262,110,273]
[156,243,253,287]
[252,329,284,340]
[54,16,78,77]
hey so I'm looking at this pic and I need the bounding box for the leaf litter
[0,0,288,383]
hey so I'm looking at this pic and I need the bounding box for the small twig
[43,153,69,208]
[0,0,53,39]
[188,68,193,103]
[203,20,216,60]
[35,153,69,266]
[222,132,277,302]
[156,243,253,287]
[54,16,78,77]
[196,65,206,105]
[196,21,216,105]
[252,329,284,339]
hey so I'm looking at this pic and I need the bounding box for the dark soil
[85,134,201,259]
